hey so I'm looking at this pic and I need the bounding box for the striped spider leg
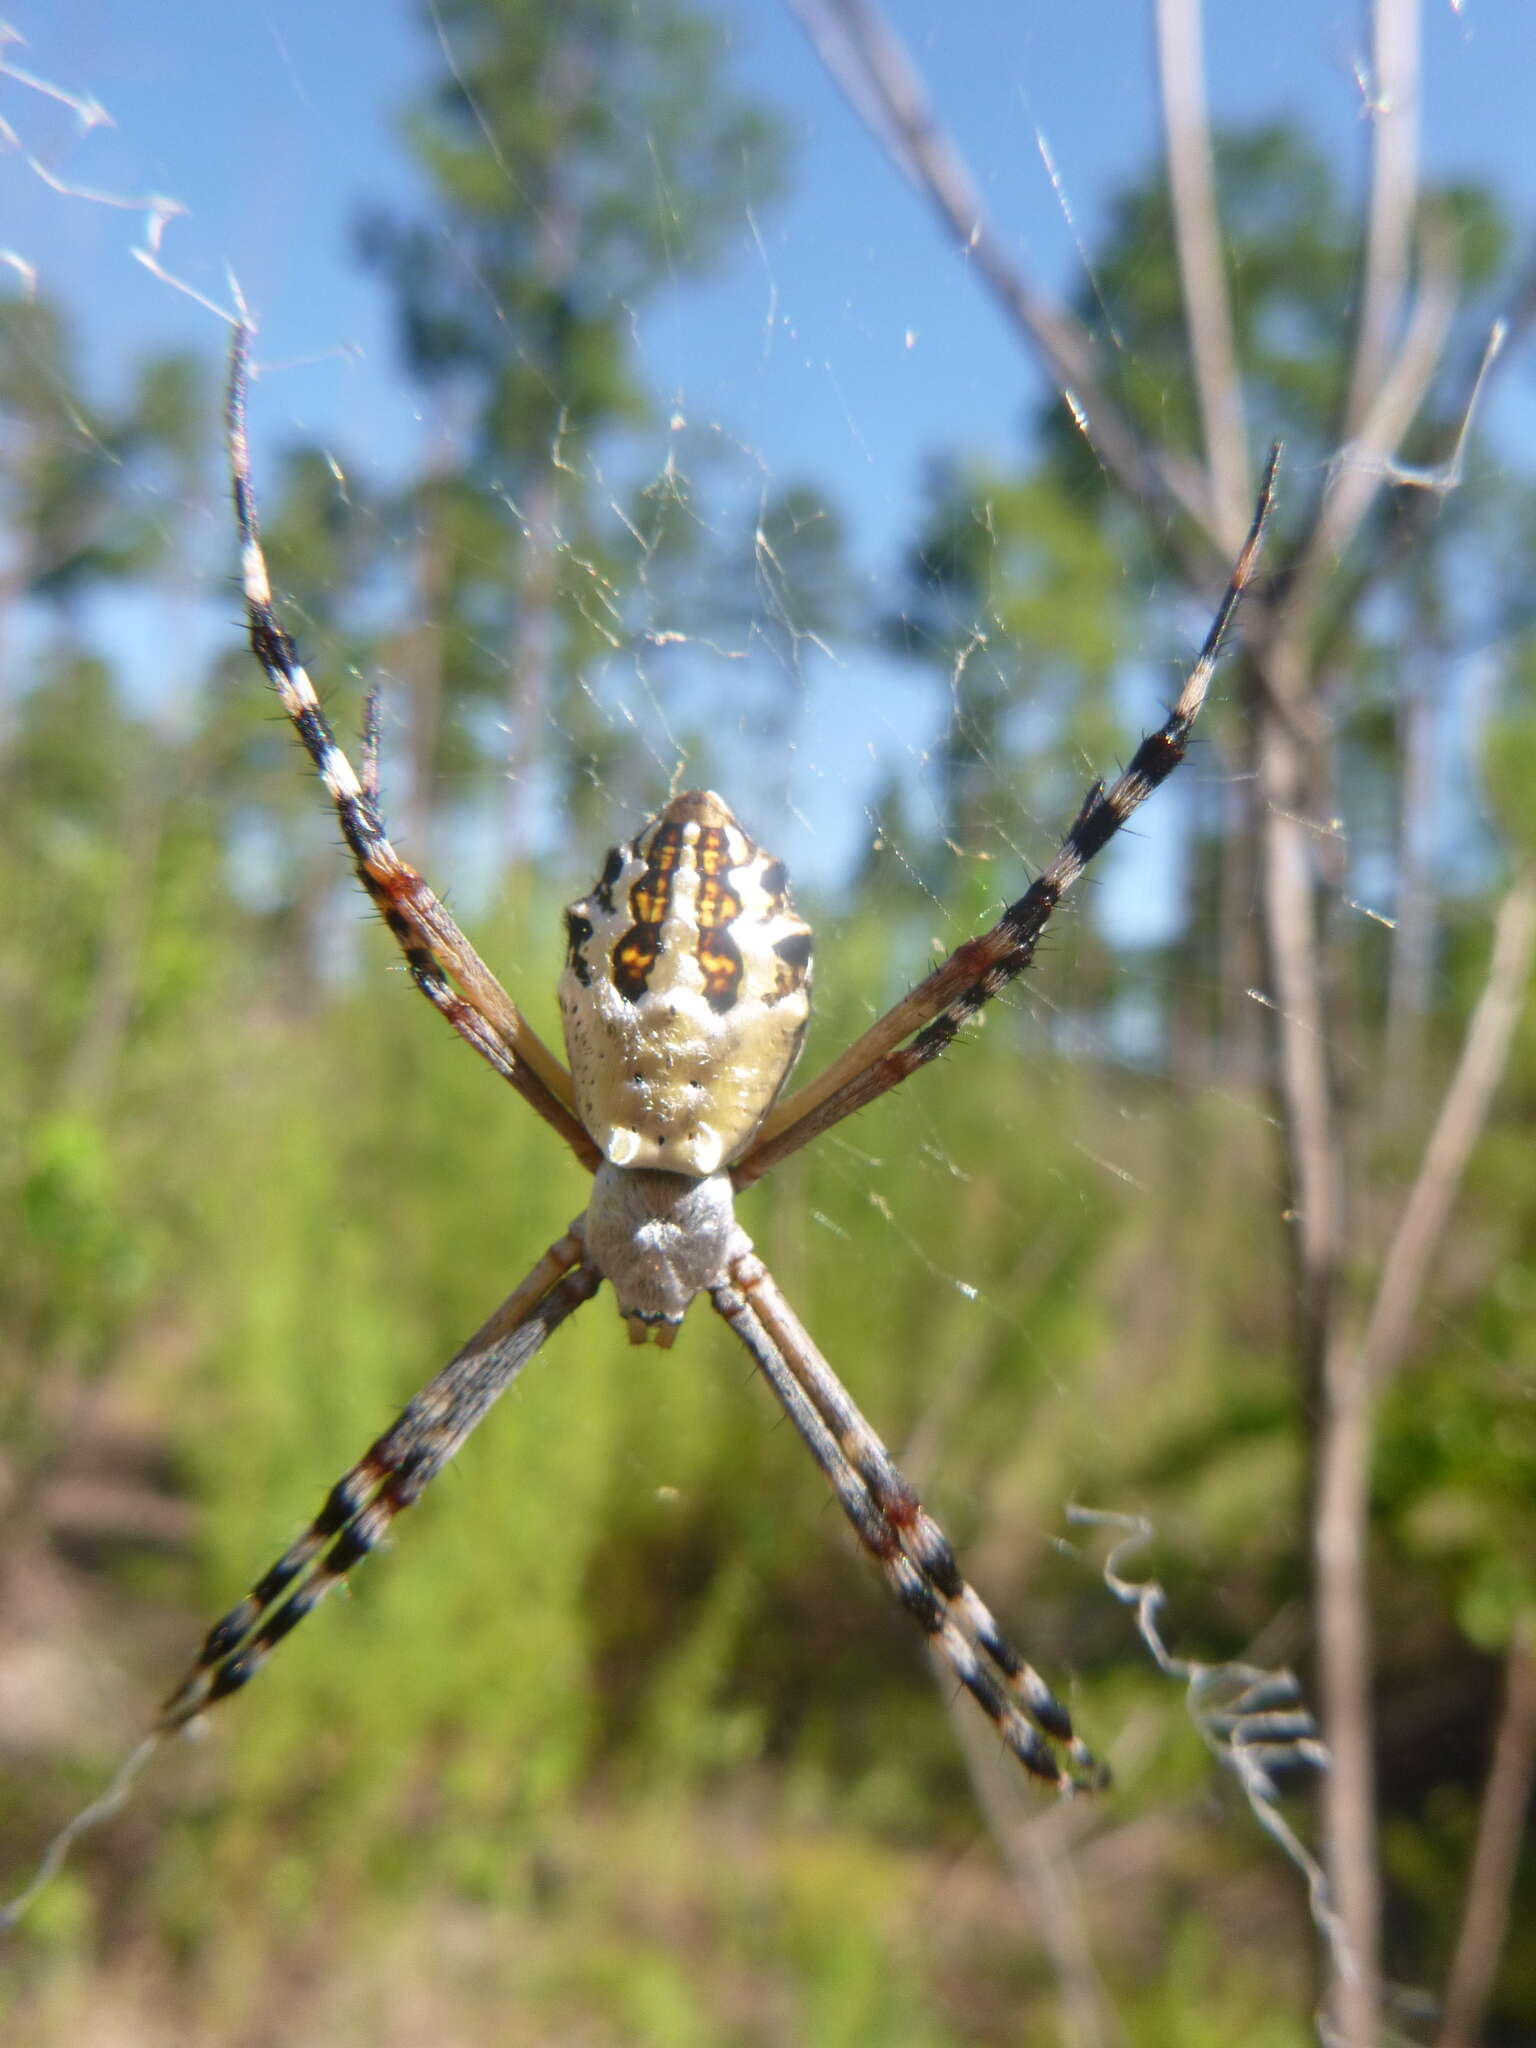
[186,394,1267,1765]
[158,1242,600,1730]
[0,1243,602,1931]
[733,442,1279,1190]
[713,1257,1101,1788]
[226,323,600,1175]
[4,339,1276,1922]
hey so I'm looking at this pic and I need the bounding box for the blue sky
[5,1,1535,903]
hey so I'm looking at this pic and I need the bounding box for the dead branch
[1436,1624,1536,2048]
[1154,0,1250,550]
[1343,0,1422,444]
[786,0,1218,560]
[1316,868,1536,2046]
[1362,872,1536,1389]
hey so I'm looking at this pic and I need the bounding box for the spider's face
[559,789,813,1177]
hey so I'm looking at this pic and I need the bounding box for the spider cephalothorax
[46,328,1275,1813]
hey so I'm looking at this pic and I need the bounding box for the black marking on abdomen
[699,926,743,1013]
[613,923,663,1001]
[694,828,746,1010]
[593,843,626,915]
[565,910,595,985]
[628,822,684,924]
[611,822,685,1001]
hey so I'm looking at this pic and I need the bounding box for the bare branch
[1343,0,1422,443]
[1314,1350,1383,2046]
[1154,0,1251,548]
[1436,1624,1536,2048]
[1257,714,1348,1338]
[1315,872,1536,2045]
[1250,682,1368,2038]
[1286,206,1458,639]
[1246,192,1460,776]
[1362,872,1536,1390]
[785,0,1218,555]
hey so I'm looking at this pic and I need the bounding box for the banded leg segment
[160,1238,600,1730]
[736,447,1278,1190]
[227,323,600,1173]
[712,1256,1101,1791]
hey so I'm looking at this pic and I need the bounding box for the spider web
[0,1,1292,1183]
[5,3,1532,2038]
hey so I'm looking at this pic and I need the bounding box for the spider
[145,329,1274,1802]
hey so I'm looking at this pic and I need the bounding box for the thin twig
[1246,128,1458,2039]
[785,0,1218,558]
[1361,871,1536,1389]
[1285,207,1458,640]
[1249,681,1364,2031]
[1435,1623,1536,2048]
[1342,0,1422,444]
[1316,871,1536,2047]
[1154,0,1250,549]
[1313,1339,1382,2047]
[1257,712,1348,1352]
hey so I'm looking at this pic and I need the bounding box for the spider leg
[227,322,600,1173]
[735,447,1279,1189]
[711,1252,1102,1791]
[158,1234,599,1731]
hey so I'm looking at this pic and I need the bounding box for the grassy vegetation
[4,14,1534,2025]
[8,803,1479,2041]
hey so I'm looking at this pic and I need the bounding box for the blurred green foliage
[3,8,1534,2039]
[4,643,1529,2038]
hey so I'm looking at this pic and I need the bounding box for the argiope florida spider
[154,326,1276,1798]
[31,328,1277,1880]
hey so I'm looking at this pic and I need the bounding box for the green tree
[357,0,785,852]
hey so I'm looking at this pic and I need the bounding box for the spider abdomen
[559,790,812,1176]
